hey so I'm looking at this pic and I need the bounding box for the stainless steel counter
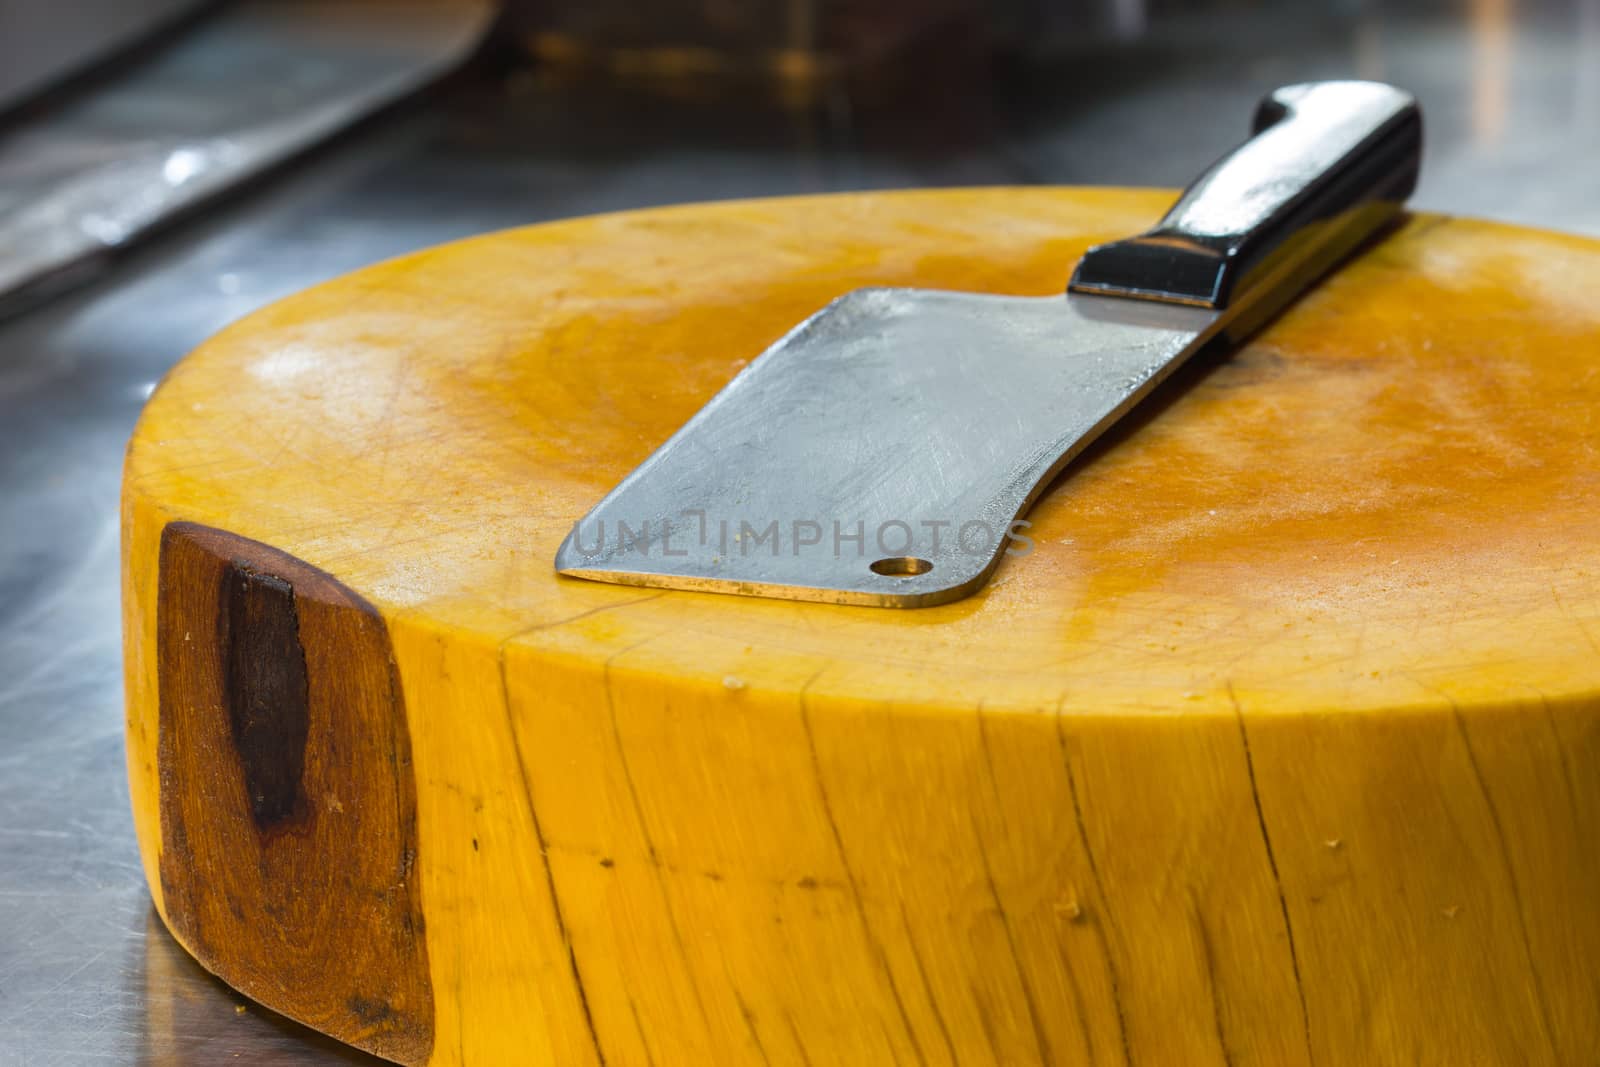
[2,3,1598,1062]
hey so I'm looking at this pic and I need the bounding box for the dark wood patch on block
[222,564,310,831]
[156,521,432,1064]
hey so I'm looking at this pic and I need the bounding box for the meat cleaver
[556,81,1422,606]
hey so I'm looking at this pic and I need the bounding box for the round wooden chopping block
[123,189,1600,1066]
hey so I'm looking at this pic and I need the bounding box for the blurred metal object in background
[506,0,1302,104]
[511,0,982,104]
[0,0,208,112]
[0,0,494,318]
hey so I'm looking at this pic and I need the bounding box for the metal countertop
[2,4,1597,1062]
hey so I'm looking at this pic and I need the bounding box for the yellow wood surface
[123,188,1600,1065]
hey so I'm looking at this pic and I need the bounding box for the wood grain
[122,189,1600,1065]
[155,522,432,1062]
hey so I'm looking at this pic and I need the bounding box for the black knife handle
[1068,81,1421,314]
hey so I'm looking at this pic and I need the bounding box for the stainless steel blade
[555,288,1220,606]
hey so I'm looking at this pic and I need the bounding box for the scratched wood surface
[122,188,1600,1065]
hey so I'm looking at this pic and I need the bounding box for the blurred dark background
[1,0,1597,1062]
